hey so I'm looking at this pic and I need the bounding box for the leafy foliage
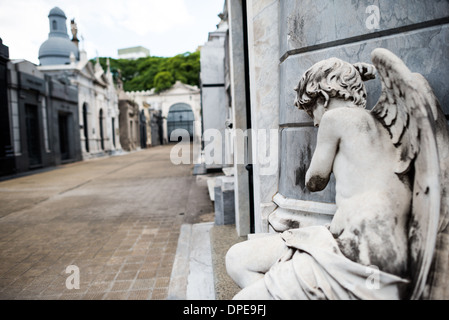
[95,51,200,93]
[153,71,174,93]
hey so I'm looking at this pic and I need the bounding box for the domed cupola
[38,7,79,66]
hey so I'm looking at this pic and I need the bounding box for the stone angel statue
[70,19,79,41]
[226,48,449,300]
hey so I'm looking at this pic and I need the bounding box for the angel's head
[294,58,375,124]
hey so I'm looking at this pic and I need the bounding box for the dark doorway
[167,103,194,142]
[99,109,105,150]
[111,118,116,148]
[83,103,89,153]
[140,110,147,149]
[151,110,163,146]
[25,104,42,168]
[58,113,70,161]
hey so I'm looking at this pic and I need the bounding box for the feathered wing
[370,48,441,300]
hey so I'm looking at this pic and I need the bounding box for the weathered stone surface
[276,2,449,232]
[279,127,335,203]
[246,0,281,233]
[214,176,236,226]
[280,25,449,125]
[280,0,449,54]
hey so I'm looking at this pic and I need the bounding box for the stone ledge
[269,193,336,232]
[209,224,247,300]
[168,222,215,300]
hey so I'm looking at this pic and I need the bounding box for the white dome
[38,7,79,66]
[49,7,66,18]
[39,37,79,65]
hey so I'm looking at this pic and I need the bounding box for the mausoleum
[38,7,122,159]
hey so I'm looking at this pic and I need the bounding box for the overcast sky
[0,0,224,64]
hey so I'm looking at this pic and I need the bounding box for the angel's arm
[306,111,341,192]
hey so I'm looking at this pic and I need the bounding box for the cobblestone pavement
[0,145,214,300]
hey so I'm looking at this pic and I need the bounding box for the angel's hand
[353,62,377,81]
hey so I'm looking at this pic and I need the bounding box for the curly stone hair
[294,58,375,117]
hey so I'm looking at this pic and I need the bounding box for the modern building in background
[117,46,150,60]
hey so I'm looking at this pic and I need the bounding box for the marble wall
[227,0,251,236]
[247,0,281,233]
[201,26,229,169]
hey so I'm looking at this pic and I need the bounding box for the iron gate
[167,104,194,142]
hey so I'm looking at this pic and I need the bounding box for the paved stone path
[0,145,213,300]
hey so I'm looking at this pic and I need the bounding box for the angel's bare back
[306,107,411,277]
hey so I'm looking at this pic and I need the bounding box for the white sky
[0,0,224,64]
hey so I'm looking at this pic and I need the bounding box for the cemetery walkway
[0,145,214,300]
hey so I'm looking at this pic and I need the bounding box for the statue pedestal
[214,176,236,226]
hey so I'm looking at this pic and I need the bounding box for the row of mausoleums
[0,6,202,177]
[0,37,201,178]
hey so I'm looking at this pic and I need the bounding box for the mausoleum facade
[38,7,122,159]
[1,44,82,176]
[128,81,202,148]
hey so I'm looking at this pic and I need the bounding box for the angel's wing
[370,48,441,300]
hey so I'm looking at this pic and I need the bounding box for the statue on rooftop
[71,19,78,40]
[226,48,449,300]
[70,19,79,49]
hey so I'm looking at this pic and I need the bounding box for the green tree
[153,71,174,93]
[93,51,200,92]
